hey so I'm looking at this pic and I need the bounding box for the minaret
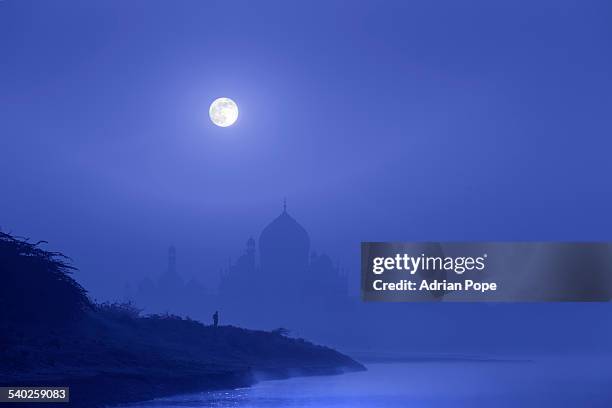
[159,245,182,292]
[283,197,287,213]
[246,237,256,271]
[246,237,256,256]
[168,245,176,275]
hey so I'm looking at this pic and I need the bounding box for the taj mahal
[128,201,351,333]
[219,200,349,328]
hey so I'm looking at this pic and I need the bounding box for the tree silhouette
[0,232,90,327]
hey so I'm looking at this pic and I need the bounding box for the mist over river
[117,355,612,408]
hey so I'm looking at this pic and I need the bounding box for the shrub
[0,232,90,327]
[95,301,142,320]
[272,327,291,337]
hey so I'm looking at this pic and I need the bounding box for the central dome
[259,206,310,275]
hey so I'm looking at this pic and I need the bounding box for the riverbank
[0,232,364,407]
[7,365,361,408]
[1,315,364,408]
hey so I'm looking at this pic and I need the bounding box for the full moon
[209,97,238,127]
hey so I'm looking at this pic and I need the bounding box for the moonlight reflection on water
[119,357,612,408]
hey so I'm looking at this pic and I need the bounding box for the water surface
[119,356,612,407]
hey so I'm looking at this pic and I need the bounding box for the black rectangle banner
[0,387,69,403]
[361,242,612,302]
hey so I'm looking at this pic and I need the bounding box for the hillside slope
[0,232,364,407]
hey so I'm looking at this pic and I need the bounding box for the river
[117,355,612,407]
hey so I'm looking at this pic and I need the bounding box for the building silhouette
[219,201,348,328]
[129,245,208,316]
[127,201,350,335]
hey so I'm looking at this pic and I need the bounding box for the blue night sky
[1,0,612,299]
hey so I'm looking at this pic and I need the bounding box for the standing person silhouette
[213,311,219,328]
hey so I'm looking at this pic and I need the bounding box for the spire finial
[283,197,287,212]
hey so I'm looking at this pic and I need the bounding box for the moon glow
[209,97,239,127]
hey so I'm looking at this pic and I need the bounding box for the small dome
[312,253,334,270]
